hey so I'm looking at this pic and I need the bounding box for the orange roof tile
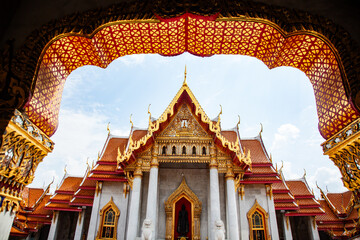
[221,130,238,143]
[326,191,353,215]
[70,198,93,206]
[100,137,128,162]
[241,139,269,164]
[57,176,83,193]
[297,198,321,207]
[286,180,313,197]
[273,193,295,201]
[274,202,298,210]
[22,188,44,208]
[92,164,117,172]
[132,129,148,142]
[45,202,81,212]
[316,200,340,222]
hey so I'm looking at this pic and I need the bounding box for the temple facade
[12,79,356,240]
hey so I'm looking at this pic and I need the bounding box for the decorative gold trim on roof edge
[117,84,251,167]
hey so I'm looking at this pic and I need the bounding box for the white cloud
[119,54,145,65]
[271,124,300,151]
[29,108,112,191]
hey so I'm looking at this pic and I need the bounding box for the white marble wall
[0,210,15,240]
[157,168,220,240]
[238,184,278,240]
[87,182,129,240]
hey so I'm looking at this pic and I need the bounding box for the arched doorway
[165,177,202,240]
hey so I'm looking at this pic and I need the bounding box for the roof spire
[259,123,263,137]
[107,122,110,135]
[237,115,240,129]
[130,114,134,129]
[183,65,187,86]
[148,104,152,123]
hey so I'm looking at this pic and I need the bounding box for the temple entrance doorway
[165,178,202,240]
[174,197,192,239]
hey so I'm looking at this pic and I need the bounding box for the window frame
[96,197,120,240]
[247,200,269,240]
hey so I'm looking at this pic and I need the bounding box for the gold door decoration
[165,177,202,240]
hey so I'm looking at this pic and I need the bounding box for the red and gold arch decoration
[24,13,358,139]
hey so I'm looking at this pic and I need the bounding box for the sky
[28,52,347,196]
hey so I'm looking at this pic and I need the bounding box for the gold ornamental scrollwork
[0,110,53,213]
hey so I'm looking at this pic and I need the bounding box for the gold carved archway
[165,177,202,240]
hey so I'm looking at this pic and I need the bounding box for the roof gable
[117,81,251,168]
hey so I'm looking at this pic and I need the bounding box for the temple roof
[117,80,251,169]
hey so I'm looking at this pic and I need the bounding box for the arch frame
[0,0,359,139]
[164,177,202,240]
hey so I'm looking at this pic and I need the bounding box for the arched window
[162,146,167,155]
[202,147,206,155]
[97,197,120,240]
[192,146,196,155]
[172,146,176,155]
[182,146,186,155]
[247,200,268,240]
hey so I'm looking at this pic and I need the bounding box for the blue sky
[29,52,347,195]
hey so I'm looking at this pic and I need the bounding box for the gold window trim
[164,177,202,240]
[247,199,270,240]
[96,197,120,240]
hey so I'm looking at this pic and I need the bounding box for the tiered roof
[45,175,83,212]
[240,134,281,184]
[285,178,324,216]
[316,190,359,239]
[10,184,53,237]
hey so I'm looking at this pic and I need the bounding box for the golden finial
[237,115,240,129]
[279,160,284,173]
[269,153,272,163]
[303,168,307,178]
[97,152,100,161]
[64,165,67,175]
[275,163,278,172]
[259,123,263,137]
[130,114,134,128]
[219,104,223,116]
[86,157,89,168]
[183,65,187,86]
[148,104,152,122]
[107,122,110,135]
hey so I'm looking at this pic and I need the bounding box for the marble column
[225,163,240,240]
[145,144,159,240]
[87,182,102,240]
[126,165,142,240]
[0,210,15,240]
[265,185,279,240]
[73,207,86,240]
[308,216,320,240]
[47,211,59,240]
[282,214,293,240]
[209,145,221,240]
[238,185,249,240]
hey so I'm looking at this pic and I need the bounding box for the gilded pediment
[158,104,209,138]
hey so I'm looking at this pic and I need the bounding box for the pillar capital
[225,162,235,180]
[209,145,218,169]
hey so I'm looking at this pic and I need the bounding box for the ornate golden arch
[165,177,202,240]
[247,199,270,240]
